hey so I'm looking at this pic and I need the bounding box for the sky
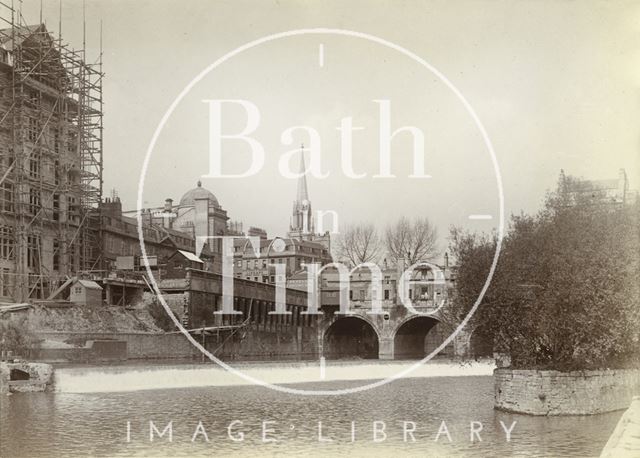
[14,0,640,252]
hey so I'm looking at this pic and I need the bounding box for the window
[29,153,40,178]
[52,193,60,221]
[54,160,60,185]
[0,182,13,212]
[68,196,78,222]
[0,268,12,297]
[28,117,39,142]
[53,127,61,154]
[349,290,353,300]
[28,273,41,299]
[67,131,77,153]
[0,226,13,259]
[53,239,60,271]
[68,244,75,269]
[27,235,40,269]
[29,188,40,215]
[384,289,390,300]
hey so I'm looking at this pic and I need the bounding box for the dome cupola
[179,181,220,208]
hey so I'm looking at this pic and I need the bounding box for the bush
[0,317,38,358]
[450,173,640,370]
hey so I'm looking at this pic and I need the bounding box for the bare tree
[385,216,439,265]
[334,223,382,267]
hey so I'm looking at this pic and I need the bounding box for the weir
[53,360,495,393]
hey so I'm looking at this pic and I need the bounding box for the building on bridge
[315,262,458,360]
[151,259,467,362]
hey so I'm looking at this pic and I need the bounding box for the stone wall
[36,331,198,360]
[0,362,54,394]
[35,326,319,362]
[494,368,640,415]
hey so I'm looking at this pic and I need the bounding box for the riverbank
[600,396,640,457]
[53,358,495,393]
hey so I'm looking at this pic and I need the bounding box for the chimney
[248,226,268,240]
[101,196,122,218]
[163,198,174,229]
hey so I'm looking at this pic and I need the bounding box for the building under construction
[0,4,103,302]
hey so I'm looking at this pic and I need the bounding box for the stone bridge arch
[323,315,380,360]
[393,315,450,359]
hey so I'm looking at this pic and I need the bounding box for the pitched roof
[177,250,204,263]
[0,24,47,51]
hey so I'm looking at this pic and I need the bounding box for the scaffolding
[0,1,103,301]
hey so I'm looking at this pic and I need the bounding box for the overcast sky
[20,0,640,250]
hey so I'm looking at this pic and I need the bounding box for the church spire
[289,143,313,237]
[296,143,309,204]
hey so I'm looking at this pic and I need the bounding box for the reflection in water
[0,375,620,457]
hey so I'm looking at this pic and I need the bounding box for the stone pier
[0,362,54,394]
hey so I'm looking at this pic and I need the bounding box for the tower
[289,145,313,240]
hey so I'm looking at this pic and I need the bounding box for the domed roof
[179,181,219,208]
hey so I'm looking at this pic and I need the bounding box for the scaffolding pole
[0,2,103,301]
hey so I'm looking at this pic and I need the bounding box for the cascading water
[53,360,495,393]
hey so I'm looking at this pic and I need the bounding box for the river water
[0,362,621,457]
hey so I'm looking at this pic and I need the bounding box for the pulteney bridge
[318,300,453,360]
[156,269,457,361]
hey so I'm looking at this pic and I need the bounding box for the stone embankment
[494,368,640,415]
[600,396,640,458]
